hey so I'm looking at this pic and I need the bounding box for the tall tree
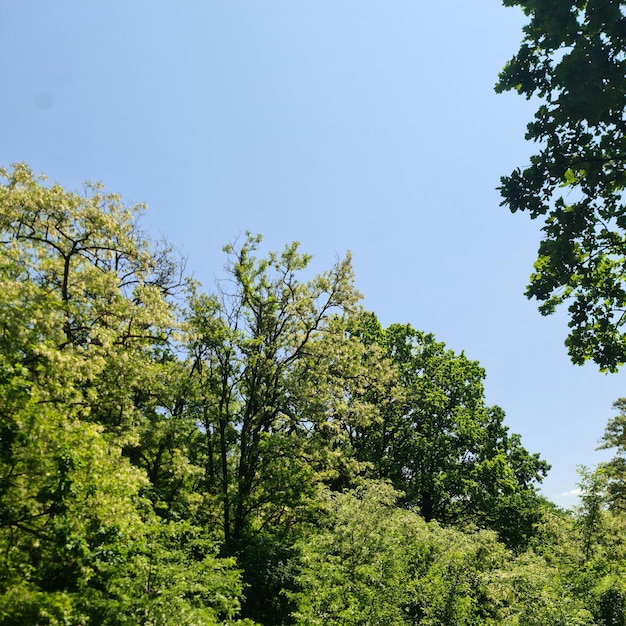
[497,0,626,370]
[0,165,249,623]
[347,313,549,547]
[0,163,185,432]
[597,398,626,512]
[184,234,365,544]
[184,235,388,624]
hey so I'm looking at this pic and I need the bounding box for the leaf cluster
[497,0,626,370]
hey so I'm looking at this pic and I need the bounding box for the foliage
[0,382,248,625]
[529,464,626,626]
[83,520,248,625]
[497,0,626,370]
[8,163,626,625]
[182,233,367,543]
[347,313,549,547]
[598,398,626,511]
[293,481,516,625]
[182,234,391,623]
[493,552,595,626]
[0,165,250,624]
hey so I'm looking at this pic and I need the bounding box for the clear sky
[1,0,624,507]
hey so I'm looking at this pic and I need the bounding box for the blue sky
[2,0,624,506]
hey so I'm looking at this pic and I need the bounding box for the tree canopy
[3,161,626,624]
[3,1,626,619]
[497,0,626,370]
[0,164,248,624]
[346,313,550,547]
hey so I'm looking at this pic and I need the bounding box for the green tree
[493,552,595,626]
[185,233,361,544]
[598,398,626,511]
[0,164,249,624]
[0,163,184,438]
[497,0,626,370]
[183,234,388,623]
[520,466,626,626]
[347,313,549,547]
[576,465,610,562]
[572,466,626,626]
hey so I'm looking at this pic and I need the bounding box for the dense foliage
[2,165,626,625]
[497,0,626,370]
[0,164,248,624]
[347,314,550,549]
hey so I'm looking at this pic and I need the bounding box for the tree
[183,234,388,624]
[497,0,626,370]
[571,465,626,626]
[0,162,183,528]
[346,313,549,547]
[0,164,250,623]
[184,233,362,545]
[597,398,626,512]
[0,163,185,436]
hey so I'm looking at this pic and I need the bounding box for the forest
[3,0,626,624]
[0,162,624,625]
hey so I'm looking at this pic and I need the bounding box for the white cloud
[555,488,582,499]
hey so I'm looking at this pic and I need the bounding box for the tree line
[1,163,625,625]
